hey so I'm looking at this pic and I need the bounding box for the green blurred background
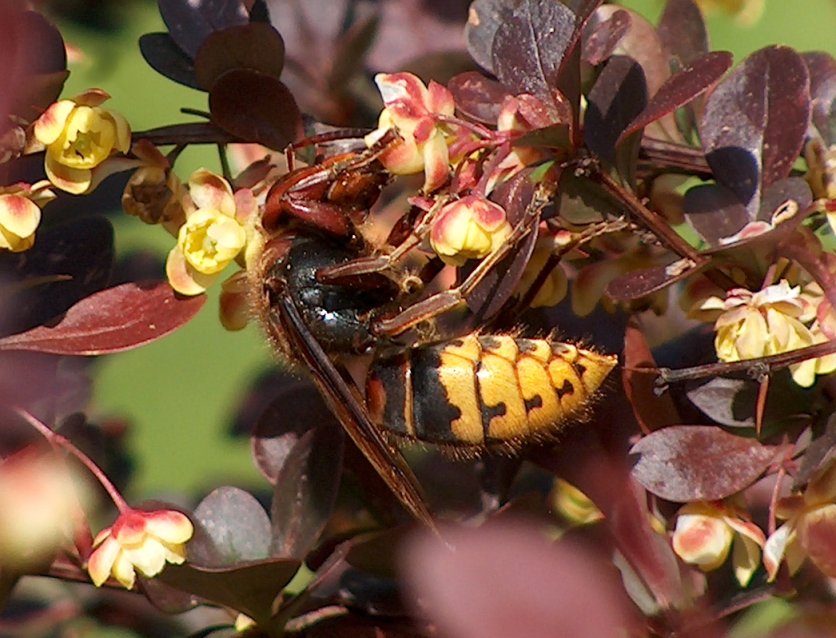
[53,0,836,499]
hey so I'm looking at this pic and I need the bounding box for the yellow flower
[0,181,55,252]
[87,508,193,589]
[365,72,455,193]
[429,195,512,266]
[165,169,254,296]
[671,500,765,587]
[764,460,836,581]
[698,280,830,387]
[33,89,131,194]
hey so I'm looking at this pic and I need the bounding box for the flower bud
[429,195,511,266]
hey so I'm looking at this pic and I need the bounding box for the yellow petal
[143,510,193,544]
[87,537,121,587]
[45,154,92,194]
[188,169,236,216]
[166,246,214,296]
[0,195,40,237]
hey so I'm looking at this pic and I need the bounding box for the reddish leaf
[582,8,630,66]
[0,282,206,355]
[464,0,518,73]
[618,51,732,147]
[491,0,591,113]
[584,55,647,169]
[605,258,702,302]
[195,22,285,90]
[701,46,811,216]
[657,0,708,68]
[192,487,272,565]
[209,69,303,149]
[623,319,680,433]
[158,559,300,625]
[447,71,509,124]
[270,423,344,560]
[683,183,751,245]
[802,51,836,144]
[159,0,248,58]
[139,33,200,90]
[630,425,779,502]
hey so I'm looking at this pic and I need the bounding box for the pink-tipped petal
[33,100,76,145]
[143,510,193,544]
[189,169,236,216]
[73,88,111,107]
[166,247,214,296]
[0,195,41,237]
[421,132,450,193]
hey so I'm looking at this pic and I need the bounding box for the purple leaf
[605,258,704,302]
[158,559,300,625]
[491,0,589,112]
[631,425,779,502]
[657,0,708,68]
[194,22,285,91]
[701,46,811,216]
[159,0,249,58]
[270,423,344,560]
[802,51,836,144]
[192,487,272,565]
[683,183,751,245]
[139,33,200,89]
[464,0,519,74]
[0,282,206,355]
[585,55,647,169]
[618,51,732,147]
[209,69,303,149]
[447,71,510,124]
[582,8,630,66]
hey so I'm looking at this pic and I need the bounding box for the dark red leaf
[623,319,680,433]
[192,486,272,565]
[802,51,836,144]
[0,282,206,355]
[685,378,756,428]
[464,0,518,74]
[657,0,708,68]
[139,33,200,90]
[136,121,235,146]
[158,559,300,625]
[618,51,732,147]
[605,258,704,302]
[159,0,249,58]
[491,0,581,110]
[683,183,751,245]
[582,8,630,66]
[584,55,647,169]
[270,423,344,560]
[251,383,337,483]
[195,22,285,91]
[1,10,67,122]
[630,425,779,502]
[758,177,813,221]
[209,69,303,149]
[701,46,810,216]
[447,71,510,124]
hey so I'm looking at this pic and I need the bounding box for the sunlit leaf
[631,425,778,501]
[0,282,206,355]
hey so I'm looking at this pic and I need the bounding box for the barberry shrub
[0,0,835,636]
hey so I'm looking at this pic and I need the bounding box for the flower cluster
[696,280,836,387]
